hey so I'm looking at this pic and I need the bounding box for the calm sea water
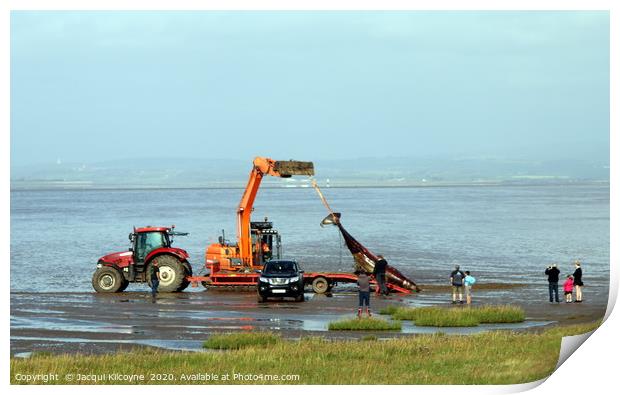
[10,184,609,293]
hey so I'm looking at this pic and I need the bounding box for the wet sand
[10,284,607,356]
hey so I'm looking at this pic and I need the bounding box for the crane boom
[237,157,314,265]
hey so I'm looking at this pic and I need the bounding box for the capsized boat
[313,182,420,292]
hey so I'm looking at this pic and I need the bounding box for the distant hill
[10,156,610,189]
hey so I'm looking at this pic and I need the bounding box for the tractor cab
[131,227,172,264]
[129,225,189,270]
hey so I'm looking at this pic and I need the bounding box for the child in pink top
[563,275,574,303]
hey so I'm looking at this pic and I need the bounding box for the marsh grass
[474,305,526,323]
[379,305,399,315]
[390,305,525,327]
[202,332,280,349]
[11,322,601,385]
[328,317,402,331]
[413,308,480,327]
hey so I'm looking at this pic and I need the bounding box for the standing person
[450,265,466,304]
[373,255,389,296]
[563,275,574,303]
[356,270,371,318]
[573,261,584,303]
[150,261,161,301]
[464,271,476,305]
[545,264,561,303]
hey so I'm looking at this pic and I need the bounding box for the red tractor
[91,226,192,293]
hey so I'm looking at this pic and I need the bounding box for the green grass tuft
[390,305,525,327]
[328,317,402,331]
[414,308,480,327]
[391,306,423,321]
[379,305,399,315]
[202,332,280,350]
[474,305,526,323]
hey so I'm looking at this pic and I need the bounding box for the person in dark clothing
[450,265,466,304]
[545,264,561,303]
[150,261,161,301]
[373,255,389,296]
[261,241,272,262]
[356,270,371,318]
[573,261,584,303]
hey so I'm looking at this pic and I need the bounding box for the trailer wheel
[311,277,330,294]
[147,255,186,292]
[92,266,124,293]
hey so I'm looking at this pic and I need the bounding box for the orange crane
[203,157,314,273]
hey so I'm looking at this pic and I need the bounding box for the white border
[3,1,617,394]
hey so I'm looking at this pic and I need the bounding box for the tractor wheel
[92,266,124,293]
[176,263,192,291]
[147,255,187,292]
[118,279,129,292]
[311,277,330,294]
[177,279,190,291]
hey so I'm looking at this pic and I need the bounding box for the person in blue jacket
[464,271,476,305]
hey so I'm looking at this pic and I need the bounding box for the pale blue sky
[10,11,609,166]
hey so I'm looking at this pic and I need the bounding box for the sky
[10,11,610,166]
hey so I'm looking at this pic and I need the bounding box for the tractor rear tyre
[311,277,329,294]
[177,279,190,291]
[118,279,129,292]
[92,266,124,293]
[147,255,187,292]
[177,263,192,291]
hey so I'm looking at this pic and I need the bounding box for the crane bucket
[273,160,315,177]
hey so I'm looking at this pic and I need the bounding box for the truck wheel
[147,255,186,292]
[312,277,329,294]
[92,266,124,293]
